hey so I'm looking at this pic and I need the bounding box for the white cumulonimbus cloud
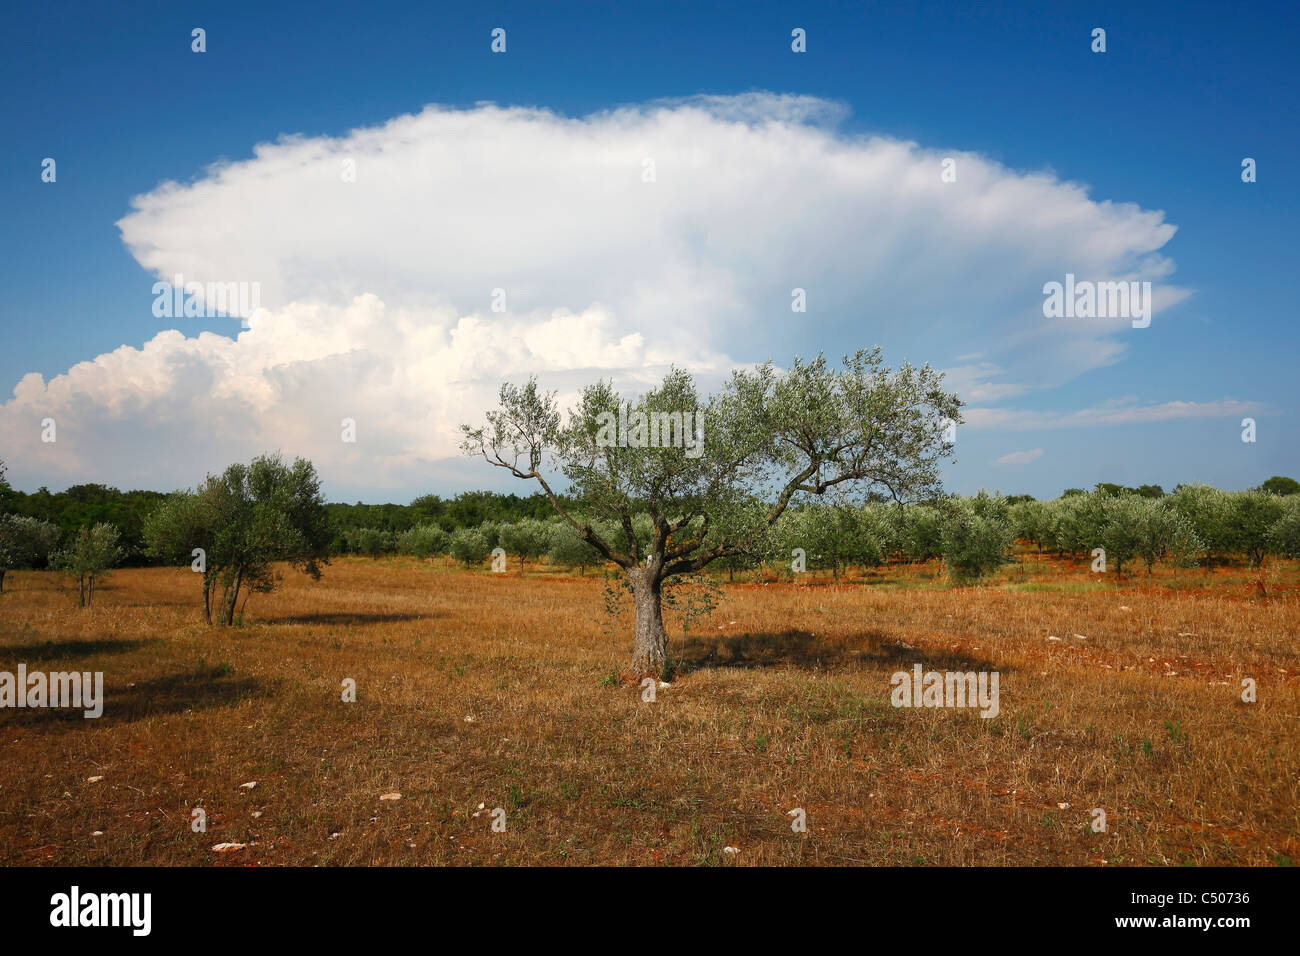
[2,93,1200,495]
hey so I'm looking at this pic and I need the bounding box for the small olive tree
[1229,490,1285,568]
[397,524,451,559]
[941,492,1013,582]
[1170,484,1234,568]
[548,519,603,575]
[1268,498,1300,561]
[144,454,330,624]
[53,523,123,607]
[1131,497,1201,574]
[462,349,960,677]
[448,524,495,567]
[499,518,552,571]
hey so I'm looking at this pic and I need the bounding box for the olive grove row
[343,484,1300,581]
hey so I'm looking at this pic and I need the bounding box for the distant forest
[2,477,1298,567]
[0,483,566,565]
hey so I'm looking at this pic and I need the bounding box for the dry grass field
[1,555,1296,866]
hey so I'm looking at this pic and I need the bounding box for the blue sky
[1,0,1296,502]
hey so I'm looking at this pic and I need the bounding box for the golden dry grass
[0,556,1296,866]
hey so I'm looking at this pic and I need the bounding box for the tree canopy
[462,348,961,675]
[144,454,331,624]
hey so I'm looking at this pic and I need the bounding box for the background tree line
[5,452,1300,612]
[0,475,568,568]
[333,480,1300,583]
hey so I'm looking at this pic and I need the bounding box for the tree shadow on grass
[0,638,160,665]
[676,629,1008,675]
[0,667,279,730]
[258,612,434,626]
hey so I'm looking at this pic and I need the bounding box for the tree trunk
[220,569,243,625]
[0,568,6,592]
[629,568,668,679]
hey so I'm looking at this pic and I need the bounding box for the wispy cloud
[965,397,1262,431]
[993,448,1044,466]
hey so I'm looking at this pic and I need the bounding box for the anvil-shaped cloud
[3,93,1196,496]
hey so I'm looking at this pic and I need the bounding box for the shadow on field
[0,667,277,730]
[678,629,1006,674]
[259,612,432,626]
[0,638,160,665]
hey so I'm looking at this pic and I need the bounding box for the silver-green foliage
[0,514,61,590]
[52,522,123,607]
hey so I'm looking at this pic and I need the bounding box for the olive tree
[1095,494,1146,578]
[448,524,494,567]
[1228,490,1285,568]
[52,523,123,608]
[895,502,945,563]
[774,504,862,581]
[1268,497,1300,560]
[940,493,1013,582]
[0,514,61,592]
[144,454,331,625]
[397,523,450,559]
[462,349,960,677]
[343,527,397,558]
[1131,498,1201,574]
[849,504,889,571]
[1009,499,1053,553]
[499,518,552,571]
[548,519,604,575]
[1170,484,1234,568]
[1049,492,1106,559]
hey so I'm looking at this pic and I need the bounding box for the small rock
[723,846,740,855]
[87,776,104,783]
[212,842,246,852]
[239,781,257,790]
[92,830,104,837]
